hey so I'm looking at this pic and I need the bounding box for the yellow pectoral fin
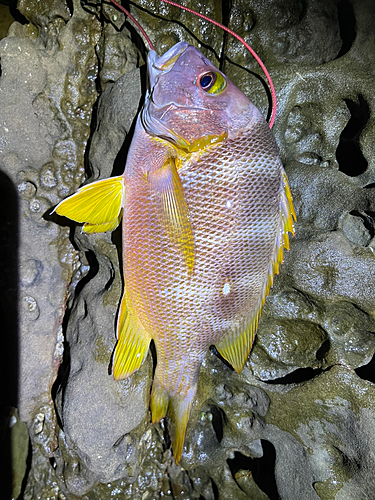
[54,176,124,229]
[148,159,195,273]
[82,210,123,234]
[112,293,151,380]
[216,312,261,373]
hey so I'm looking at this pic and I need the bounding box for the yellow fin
[168,393,194,464]
[148,158,195,273]
[82,210,123,234]
[150,380,169,425]
[216,169,296,373]
[276,170,297,271]
[54,176,124,230]
[216,312,261,373]
[112,293,150,380]
[151,386,194,465]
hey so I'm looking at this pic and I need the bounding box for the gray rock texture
[1,0,375,499]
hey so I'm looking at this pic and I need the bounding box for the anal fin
[112,293,151,380]
[216,313,261,373]
[168,392,195,464]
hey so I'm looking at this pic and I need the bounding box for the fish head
[142,42,252,150]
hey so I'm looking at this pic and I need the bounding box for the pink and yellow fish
[55,42,296,463]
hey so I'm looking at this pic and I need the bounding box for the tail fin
[54,176,124,233]
[151,380,196,464]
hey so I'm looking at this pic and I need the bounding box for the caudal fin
[151,381,195,464]
[54,176,125,233]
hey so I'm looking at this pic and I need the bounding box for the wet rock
[96,23,140,88]
[0,0,100,425]
[250,317,328,381]
[2,0,375,498]
[51,68,161,492]
[129,0,223,63]
[0,0,100,498]
[260,366,375,499]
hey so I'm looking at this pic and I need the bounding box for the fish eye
[199,71,227,94]
[200,72,215,90]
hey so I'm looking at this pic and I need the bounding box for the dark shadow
[83,97,99,179]
[253,441,279,500]
[227,441,280,499]
[208,405,226,443]
[211,478,219,500]
[355,353,375,384]
[336,95,370,177]
[316,339,330,361]
[264,367,323,385]
[219,0,232,71]
[111,63,147,177]
[66,0,73,16]
[4,0,28,25]
[336,0,356,59]
[74,249,100,295]
[0,171,19,498]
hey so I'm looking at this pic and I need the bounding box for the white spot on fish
[226,200,232,208]
[222,281,231,296]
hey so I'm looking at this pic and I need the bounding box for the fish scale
[54,42,295,463]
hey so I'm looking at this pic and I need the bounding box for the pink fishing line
[108,0,155,50]
[108,0,277,127]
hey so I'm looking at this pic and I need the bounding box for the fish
[54,41,296,464]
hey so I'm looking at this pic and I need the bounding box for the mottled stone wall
[1,0,375,499]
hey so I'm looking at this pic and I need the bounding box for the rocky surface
[1,0,375,499]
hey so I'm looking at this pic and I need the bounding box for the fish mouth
[147,42,189,89]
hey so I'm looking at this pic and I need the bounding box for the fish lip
[147,42,189,89]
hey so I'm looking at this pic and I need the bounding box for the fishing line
[107,0,155,50]
[107,0,277,128]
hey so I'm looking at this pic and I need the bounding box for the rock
[2,0,375,499]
